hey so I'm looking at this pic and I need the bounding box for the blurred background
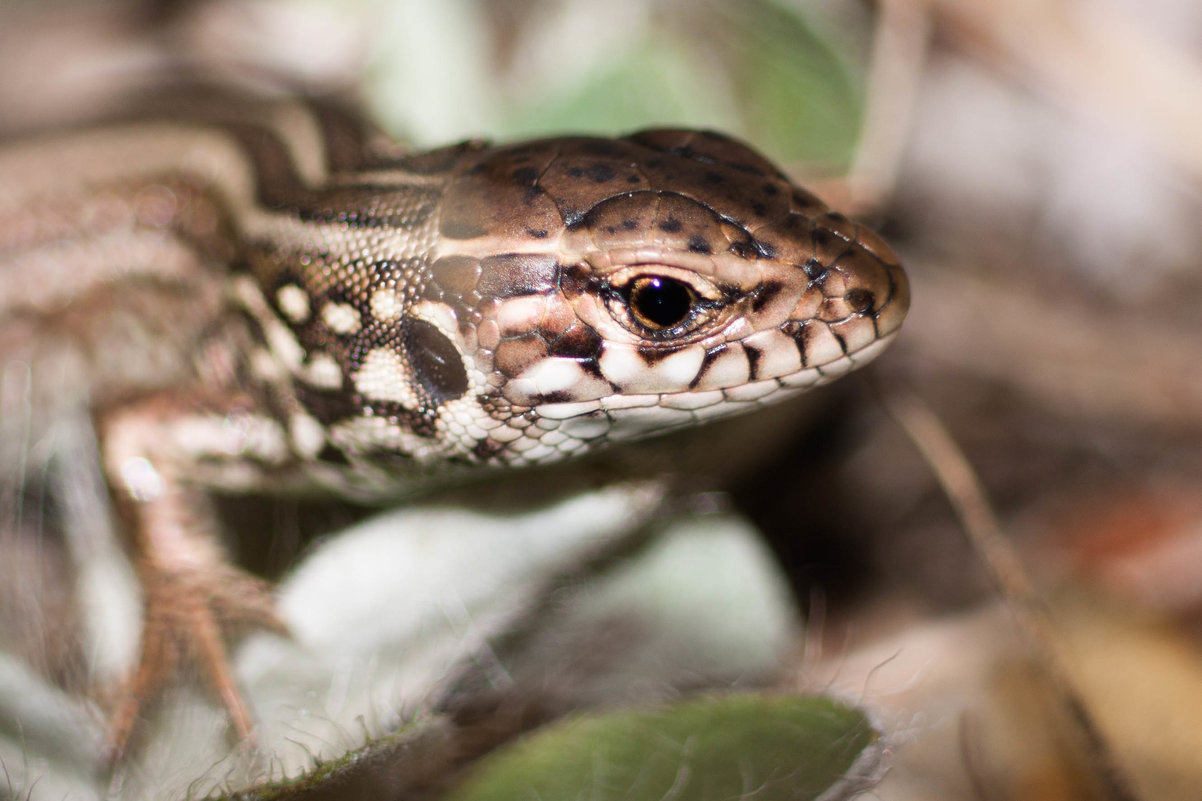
[2,0,1201,799]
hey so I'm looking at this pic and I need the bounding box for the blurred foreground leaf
[443,694,880,801]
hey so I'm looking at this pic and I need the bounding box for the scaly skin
[0,90,909,757]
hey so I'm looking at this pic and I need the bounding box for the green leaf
[495,0,865,172]
[443,694,880,801]
[721,1,865,170]
[496,32,742,138]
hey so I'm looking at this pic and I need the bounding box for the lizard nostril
[845,288,875,313]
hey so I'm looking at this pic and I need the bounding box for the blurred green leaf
[497,0,864,172]
[724,1,864,170]
[442,694,880,801]
[497,31,741,138]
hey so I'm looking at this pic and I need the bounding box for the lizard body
[0,90,909,756]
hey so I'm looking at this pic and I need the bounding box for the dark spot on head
[526,228,549,239]
[636,346,674,364]
[627,175,640,184]
[659,216,683,233]
[588,163,617,183]
[704,171,723,184]
[622,218,638,230]
[762,183,779,196]
[567,166,585,178]
[512,166,538,186]
[538,390,575,404]
[791,322,814,366]
[523,186,544,205]
[317,443,352,466]
[845,288,875,313]
[294,384,362,426]
[812,228,842,254]
[688,345,728,390]
[832,330,849,355]
[751,202,767,217]
[754,240,776,259]
[550,325,603,360]
[687,236,712,254]
[792,188,822,209]
[780,214,806,232]
[752,281,783,312]
[744,345,764,381]
[579,359,606,379]
[404,320,469,405]
[322,285,356,308]
[473,437,505,461]
[794,320,846,361]
[800,259,825,280]
[729,239,756,259]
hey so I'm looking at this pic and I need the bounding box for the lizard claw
[103,563,288,762]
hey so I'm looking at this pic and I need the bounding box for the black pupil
[630,276,693,329]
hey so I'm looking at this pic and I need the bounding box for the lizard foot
[103,562,289,762]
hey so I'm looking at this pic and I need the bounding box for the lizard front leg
[99,394,291,760]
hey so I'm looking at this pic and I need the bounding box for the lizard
[0,87,909,758]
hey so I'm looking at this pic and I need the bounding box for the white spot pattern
[353,347,411,403]
[322,301,361,335]
[289,412,327,457]
[370,287,401,321]
[304,352,345,389]
[275,284,311,323]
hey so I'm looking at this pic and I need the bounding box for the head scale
[279,129,909,481]
[418,128,909,466]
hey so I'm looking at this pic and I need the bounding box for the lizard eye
[602,266,731,341]
[624,275,695,330]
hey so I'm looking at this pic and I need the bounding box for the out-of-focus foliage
[443,695,879,801]
[360,0,868,169]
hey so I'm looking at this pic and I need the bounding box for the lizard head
[279,129,908,478]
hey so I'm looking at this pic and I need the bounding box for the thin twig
[882,388,1142,801]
